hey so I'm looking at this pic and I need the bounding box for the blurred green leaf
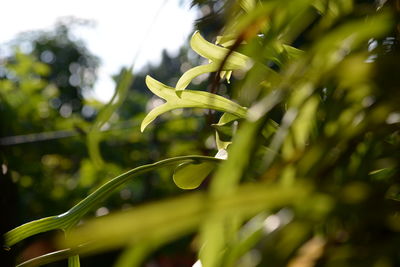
[61,182,311,256]
[87,67,134,167]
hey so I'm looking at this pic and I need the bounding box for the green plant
[4,0,399,266]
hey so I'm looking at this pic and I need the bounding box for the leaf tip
[140,114,155,132]
[145,75,153,86]
[140,115,150,132]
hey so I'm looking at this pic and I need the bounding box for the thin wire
[0,113,206,146]
[131,0,169,71]
[0,120,140,146]
[0,130,77,146]
[1,0,170,147]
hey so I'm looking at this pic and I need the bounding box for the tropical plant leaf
[87,67,134,167]
[61,182,311,256]
[173,161,217,190]
[199,117,267,267]
[214,113,241,126]
[4,155,221,248]
[175,62,219,92]
[175,31,251,91]
[216,131,232,150]
[190,31,249,69]
[216,35,238,47]
[141,76,247,132]
[172,148,228,190]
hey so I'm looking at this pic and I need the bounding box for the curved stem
[5,155,222,247]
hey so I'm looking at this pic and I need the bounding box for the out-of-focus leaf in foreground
[60,182,315,257]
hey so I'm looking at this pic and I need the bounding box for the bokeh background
[1,0,399,266]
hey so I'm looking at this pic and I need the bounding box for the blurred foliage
[0,14,212,267]
[8,17,100,116]
[2,0,400,267]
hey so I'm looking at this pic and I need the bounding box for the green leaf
[5,155,221,248]
[222,213,267,266]
[216,131,232,150]
[220,70,233,83]
[114,243,155,267]
[261,119,279,141]
[214,113,241,127]
[173,161,217,190]
[175,62,219,92]
[175,31,251,91]
[292,96,319,150]
[213,125,234,142]
[68,255,80,267]
[173,148,228,190]
[87,67,134,167]
[141,76,247,132]
[61,183,310,256]
[282,44,304,60]
[200,118,266,267]
[212,113,241,143]
[216,35,238,47]
[239,0,256,12]
[190,31,249,69]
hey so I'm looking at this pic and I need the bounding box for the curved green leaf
[175,31,251,91]
[190,31,249,68]
[216,131,232,150]
[68,255,80,267]
[4,155,221,247]
[141,76,247,132]
[216,35,238,47]
[175,62,219,91]
[114,242,155,267]
[87,67,134,167]
[61,183,311,258]
[173,161,217,189]
[213,113,241,149]
[214,113,241,126]
[239,0,256,12]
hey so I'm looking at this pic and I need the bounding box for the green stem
[68,255,80,267]
[5,155,221,247]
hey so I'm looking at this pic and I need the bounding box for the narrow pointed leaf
[214,113,241,127]
[176,62,219,91]
[176,32,250,91]
[190,31,250,69]
[216,35,238,47]
[140,103,175,132]
[5,155,221,247]
[141,76,247,132]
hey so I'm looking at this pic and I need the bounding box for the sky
[0,0,198,102]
